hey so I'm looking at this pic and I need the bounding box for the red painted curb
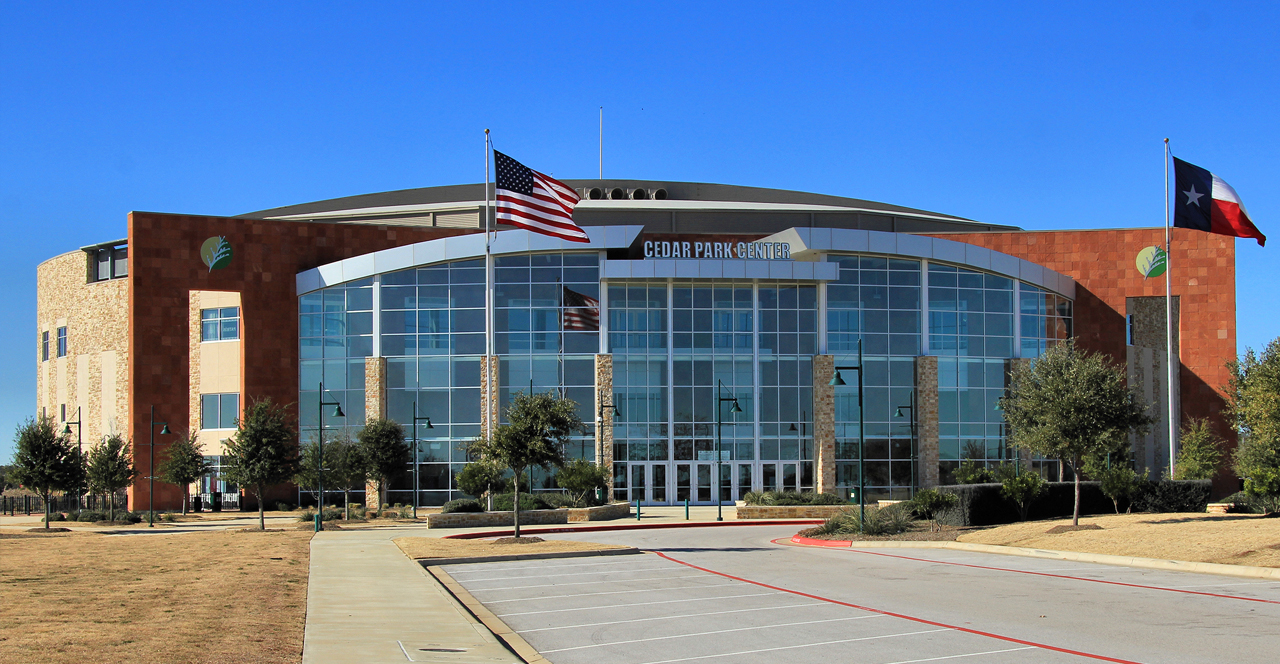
[440,519,824,539]
[789,534,852,547]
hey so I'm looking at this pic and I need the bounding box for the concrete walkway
[302,526,521,664]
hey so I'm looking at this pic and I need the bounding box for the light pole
[895,392,917,496]
[715,379,742,522]
[61,407,82,509]
[411,399,433,520]
[596,389,620,501]
[317,381,345,532]
[789,410,807,492]
[148,406,172,528]
[829,338,866,532]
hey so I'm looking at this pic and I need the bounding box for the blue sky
[2,2,1276,460]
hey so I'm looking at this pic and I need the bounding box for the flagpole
[485,129,494,438]
[599,107,603,179]
[1164,138,1176,478]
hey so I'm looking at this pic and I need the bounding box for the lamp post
[411,399,433,520]
[148,406,172,528]
[829,338,866,532]
[715,379,742,522]
[316,382,345,533]
[61,407,82,509]
[895,392,917,496]
[789,410,807,492]
[596,388,620,500]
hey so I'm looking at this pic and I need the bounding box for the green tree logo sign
[200,236,233,272]
[1135,246,1167,279]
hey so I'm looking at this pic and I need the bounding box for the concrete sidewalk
[302,526,521,664]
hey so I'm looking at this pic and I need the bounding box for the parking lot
[440,525,1280,664]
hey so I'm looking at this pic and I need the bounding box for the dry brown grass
[394,536,631,561]
[958,513,1280,567]
[0,528,311,664]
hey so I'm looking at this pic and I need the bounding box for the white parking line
[519,601,836,632]
[465,573,708,592]
[447,558,648,574]
[633,628,951,663]
[543,615,888,654]
[495,590,779,614]
[880,646,1037,663]
[486,582,748,605]
[453,566,674,582]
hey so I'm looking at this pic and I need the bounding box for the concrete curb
[441,519,825,540]
[787,535,1280,580]
[427,566,551,664]
[413,547,643,567]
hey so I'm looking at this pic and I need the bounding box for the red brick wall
[126,212,478,510]
[928,227,1238,491]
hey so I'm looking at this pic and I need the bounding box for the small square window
[201,393,240,429]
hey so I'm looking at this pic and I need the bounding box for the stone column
[363,356,387,508]
[812,354,836,495]
[915,356,940,489]
[595,354,614,493]
[479,355,500,439]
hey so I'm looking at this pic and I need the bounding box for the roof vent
[588,187,603,200]
[631,188,648,200]
[653,188,668,200]
[610,188,627,200]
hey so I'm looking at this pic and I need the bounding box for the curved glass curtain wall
[299,247,1073,507]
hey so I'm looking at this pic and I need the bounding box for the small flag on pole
[562,287,600,331]
[494,150,589,243]
[1173,157,1265,246]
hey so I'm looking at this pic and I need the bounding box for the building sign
[200,236,233,272]
[644,240,791,260]
[1135,246,1167,279]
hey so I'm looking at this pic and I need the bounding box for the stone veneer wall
[35,251,129,451]
[915,356,940,489]
[479,355,499,439]
[363,356,387,508]
[812,355,835,494]
[595,354,614,490]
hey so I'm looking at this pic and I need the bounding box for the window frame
[201,393,241,430]
[201,307,241,342]
[56,327,67,358]
[41,331,49,362]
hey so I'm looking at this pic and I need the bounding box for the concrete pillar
[480,355,500,439]
[595,354,615,492]
[813,354,836,495]
[364,356,387,508]
[915,356,940,489]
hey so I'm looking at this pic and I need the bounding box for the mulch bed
[1045,524,1103,534]
[492,536,545,544]
[797,523,977,542]
[26,527,72,533]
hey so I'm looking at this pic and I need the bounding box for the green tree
[222,398,299,530]
[1174,418,1226,481]
[467,391,584,537]
[910,488,957,532]
[455,457,509,511]
[10,417,85,529]
[297,430,366,520]
[1000,340,1154,526]
[954,458,993,484]
[357,418,410,510]
[1000,471,1047,521]
[1228,338,1280,514]
[86,434,136,522]
[1095,464,1141,514]
[156,431,211,515]
[555,457,610,506]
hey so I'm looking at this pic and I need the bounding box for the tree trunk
[182,486,189,515]
[513,467,521,539]
[343,488,350,521]
[43,491,50,530]
[108,493,115,523]
[1072,455,1081,527]
[257,486,266,531]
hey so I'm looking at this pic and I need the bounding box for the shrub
[396,504,413,519]
[804,491,849,505]
[811,504,914,537]
[161,512,179,523]
[1221,491,1261,514]
[1096,466,1141,513]
[492,492,553,512]
[442,499,484,513]
[910,489,959,531]
[538,493,578,509]
[42,512,67,523]
[1001,472,1048,521]
[76,510,103,522]
[742,491,768,506]
[554,458,610,505]
[297,507,345,522]
[743,490,848,506]
[275,501,294,512]
[1130,479,1213,513]
[935,479,1212,526]
[955,459,993,484]
[114,511,142,524]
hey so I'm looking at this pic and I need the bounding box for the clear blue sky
[2,2,1276,461]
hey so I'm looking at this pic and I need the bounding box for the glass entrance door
[631,463,670,505]
[733,463,753,501]
[761,463,778,493]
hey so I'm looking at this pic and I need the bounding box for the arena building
[34,181,1238,510]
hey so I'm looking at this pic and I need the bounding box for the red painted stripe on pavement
[788,535,852,548]
[650,550,1142,664]
[440,519,825,540]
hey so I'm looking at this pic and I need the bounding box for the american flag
[494,150,589,243]
[562,287,600,331]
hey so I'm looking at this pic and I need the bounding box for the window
[201,307,240,341]
[41,331,49,361]
[56,327,67,357]
[86,242,128,282]
[201,393,240,429]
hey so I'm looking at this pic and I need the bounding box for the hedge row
[935,480,1212,526]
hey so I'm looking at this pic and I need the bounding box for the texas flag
[1173,157,1265,246]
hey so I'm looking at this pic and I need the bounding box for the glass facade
[300,246,1072,506]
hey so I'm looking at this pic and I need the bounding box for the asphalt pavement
[442,525,1280,664]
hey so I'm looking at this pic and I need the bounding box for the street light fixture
[789,410,808,491]
[411,399,434,520]
[829,338,866,532]
[895,392,917,495]
[148,406,172,528]
[316,381,345,533]
[715,379,742,522]
[62,407,82,509]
